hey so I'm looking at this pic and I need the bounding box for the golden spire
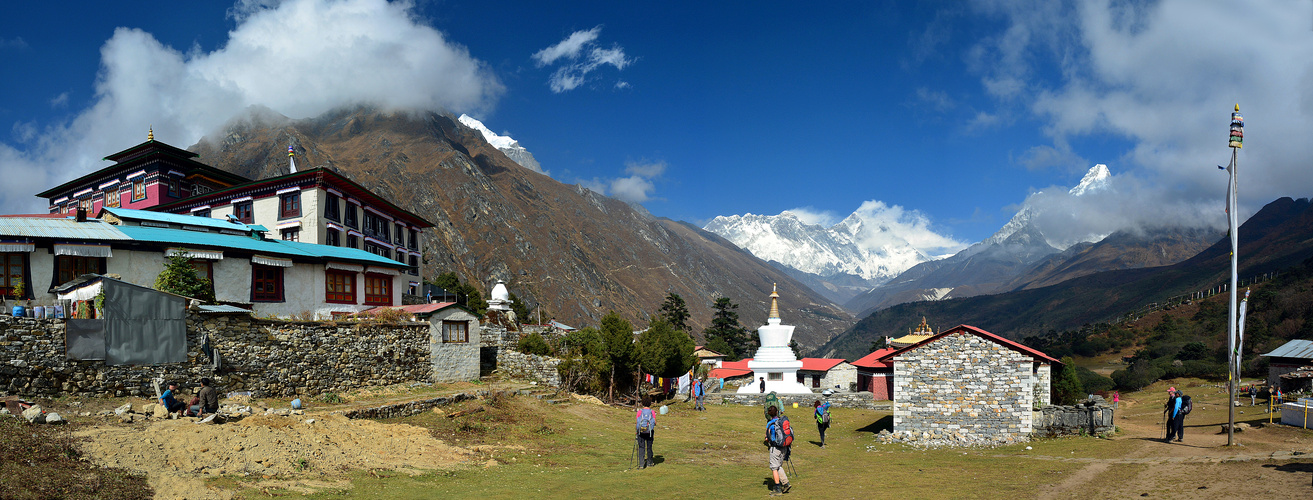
[914,317,932,334]
[147,126,154,141]
[768,283,780,320]
[1235,103,1240,112]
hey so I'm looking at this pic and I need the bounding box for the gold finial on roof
[768,283,780,320]
[914,316,932,335]
[1235,103,1240,112]
[147,127,154,141]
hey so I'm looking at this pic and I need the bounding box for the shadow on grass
[855,415,893,435]
[1262,462,1313,487]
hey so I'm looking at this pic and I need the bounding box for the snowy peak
[458,114,545,174]
[1069,163,1111,196]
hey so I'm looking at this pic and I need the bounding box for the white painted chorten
[737,284,812,394]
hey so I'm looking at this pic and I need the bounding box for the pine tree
[703,297,754,360]
[599,311,635,401]
[1052,356,1086,405]
[636,318,697,378]
[508,292,531,325]
[658,293,691,333]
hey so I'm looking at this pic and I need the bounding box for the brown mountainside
[189,106,853,349]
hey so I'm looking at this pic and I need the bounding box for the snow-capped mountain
[703,210,931,302]
[981,163,1111,248]
[457,114,545,174]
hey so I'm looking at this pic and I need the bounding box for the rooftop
[100,207,254,232]
[0,217,130,241]
[1262,339,1313,360]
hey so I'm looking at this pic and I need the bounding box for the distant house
[1260,340,1313,392]
[853,348,898,400]
[797,358,857,391]
[880,325,1058,441]
[709,358,754,390]
[693,345,727,367]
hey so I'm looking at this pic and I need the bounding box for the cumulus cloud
[1023,172,1221,249]
[0,0,502,214]
[850,200,968,257]
[784,207,838,227]
[579,160,665,204]
[532,26,633,93]
[967,0,1313,232]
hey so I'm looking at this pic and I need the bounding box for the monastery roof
[877,324,1060,366]
[799,358,847,372]
[851,348,899,369]
[890,333,934,345]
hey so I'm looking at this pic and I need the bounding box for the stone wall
[495,351,561,387]
[714,391,890,410]
[342,391,482,419]
[892,332,1035,444]
[1033,397,1114,437]
[0,313,436,398]
[430,308,481,383]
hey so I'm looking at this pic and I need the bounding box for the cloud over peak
[532,26,633,93]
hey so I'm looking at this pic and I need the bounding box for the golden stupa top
[147,127,154,141]
[912,317,933,335]
[768,283,780,320]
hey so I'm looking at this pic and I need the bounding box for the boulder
[118,412,134,423]
[152,404,169,418]
[22,405,44,424]
[44,412,64,424]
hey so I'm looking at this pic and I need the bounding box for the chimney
[76,207,87,222]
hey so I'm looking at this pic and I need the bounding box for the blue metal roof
[0,218,130,241]
[279,239,409,268]
[1262,340,1313,360]
[116,225,407,268]
[100,207,253,232]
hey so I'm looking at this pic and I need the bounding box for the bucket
[10,306,22,317]
[659,405,668,415]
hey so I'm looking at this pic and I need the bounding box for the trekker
[1112,391,1119,410]
[1166,389,1189,442]
[814,399,831,448]
[693,377,706,411]
[636,396,656,469]
[759,377,766,393]
[1162,387,1178,441]
[765,405,791,495]
[159,383,187,416]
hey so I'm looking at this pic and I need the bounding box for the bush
[518,331,552,356]
[1111,359,1164,391]
[1075,366,1115,394]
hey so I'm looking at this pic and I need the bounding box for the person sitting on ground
[160,383,187,416]
[189,378,219,417]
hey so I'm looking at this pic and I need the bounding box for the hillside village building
[853,347,897,400]
[878,324,1057,442]
[1260,339,1313,392]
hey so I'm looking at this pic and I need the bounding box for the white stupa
[737,284,812,394]
[487,280,511,311]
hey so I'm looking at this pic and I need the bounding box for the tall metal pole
[1226,104,1244,446]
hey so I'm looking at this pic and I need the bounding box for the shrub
[518,331,552,356]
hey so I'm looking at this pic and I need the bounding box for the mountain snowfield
[978,163,1111,250]
[703,210,932,285]
[457,114,544,174]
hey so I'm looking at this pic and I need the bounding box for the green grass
[231,396,1097,499]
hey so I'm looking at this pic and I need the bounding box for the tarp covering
[103,279,186,365]
[54,243,112,257]
[0,242,34,252]
[65,319,106,361]
[252,255,293,267]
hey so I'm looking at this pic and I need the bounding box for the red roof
[799,358,847,372]
[361,302,458,315]
[877,325,1060,365]
[709,358,752,379]
[851,348,899,369]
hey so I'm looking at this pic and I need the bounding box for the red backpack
[769,415,794,447]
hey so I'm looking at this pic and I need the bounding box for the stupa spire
[768,283,780,320]
[288,144,297,173]
[147,126,154,141]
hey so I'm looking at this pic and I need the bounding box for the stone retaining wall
[712,392,890,410]
[342,391,484,419]
[495,351,561,386]
[1032,397,1115,437]
[0,314,435,398]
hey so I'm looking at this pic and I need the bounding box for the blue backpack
[816,403,831,425]
[637,408,655,435]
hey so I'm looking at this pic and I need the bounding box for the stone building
[852,347,897,400]
[797,358,857,391]
[1260,339,1313,391]
[427,303,481,383]
[880,324,1058,443]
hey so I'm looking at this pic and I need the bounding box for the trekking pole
[629,436,636,470]
[786,456,800,480]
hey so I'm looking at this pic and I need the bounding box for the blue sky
[2,1,1311,252]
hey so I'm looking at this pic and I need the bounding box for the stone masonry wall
[495,351,561,387]
[0,314,434,398]
[892,332,1035,443]
[1033,397,1114,437]
[715,391,890,410]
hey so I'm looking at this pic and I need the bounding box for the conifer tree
[658,293,691,333]
[703,297,754,360]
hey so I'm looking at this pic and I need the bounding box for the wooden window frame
[363,273,392,306]
[2,253,29,298]
[408,228,418,250]
[131,178,146,202]
[324,193,341,222]
[279,192,301,219]
[326,229,340,247]
[346,234,359,249]
[442,321,469,343]
[281,228,300,241]
[104,187,121,208]
[251,264,284,302]
[55,256,104,286]
[344,204,358,228]
[325,270,356,304]
[235,201,254,224]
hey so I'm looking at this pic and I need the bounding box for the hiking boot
[771,483,782,496]
[781,482,791,493]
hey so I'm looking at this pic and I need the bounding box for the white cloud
[0,37,27,49]
[0,0,503,214]
[533,26,633,93]
[968,0,1313,234]
[784,207,838,227]
[914,87,955,111]
[850,200,967,257]
[49,93,69,108]
[578,160,665,204]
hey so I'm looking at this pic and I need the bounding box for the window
[325,271,355,304]
[194,209,211,218]
[78,197,92,213]
[281,228,300,241]
[812,375,821,388]
[104,187,120,208]
[364,274,392,305]
[408,255,418,276]
[363,212,389,241]
[767,372,783,381]
[132,178,146,201]
[56,256,103,285]
[2,253,26,298]
[326,229,340,246]
[408,229,418,250]
[346,234,359,249]
[364,242,390,260]
[235,201,254,224]
[190,260,215,297]
[443,321,469,343]
[344,204,358,228]
[324,193,341,221]
[279,192,301,219]
[168,178,180,197]
[395,223,405,245]
[251,265,284,302]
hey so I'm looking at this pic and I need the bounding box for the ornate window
[132,179,146,201]
[251,265,284,302]
[279,192,301,219]
[326,271,355,304]
[235,201,254,224]
[104,187,121,208]
[364,274,392,305]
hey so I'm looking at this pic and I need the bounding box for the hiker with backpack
[764,405,793,495]
[1166,389,1191,442]
[813,399,831,448]
[693,377,706,411]
[635,396,657,469]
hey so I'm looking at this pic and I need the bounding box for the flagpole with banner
[1225,104,1243,446]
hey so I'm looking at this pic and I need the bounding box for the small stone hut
[880,324,1058,442]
